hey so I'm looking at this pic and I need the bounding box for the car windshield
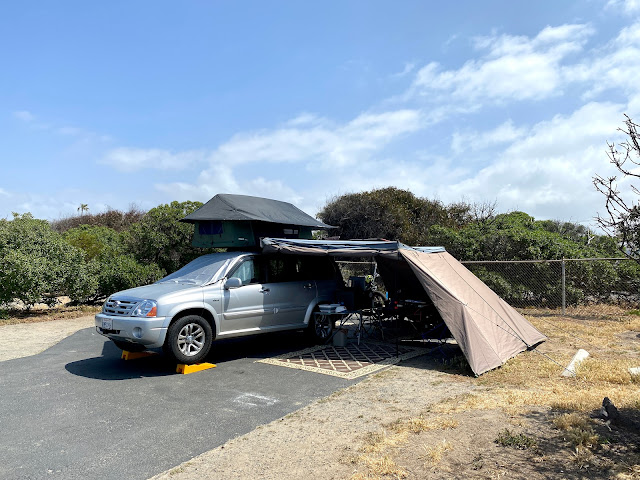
[157,253,241,286]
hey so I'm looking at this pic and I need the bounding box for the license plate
[102,319,113,330]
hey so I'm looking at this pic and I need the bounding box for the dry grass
[350,308,640,478]
[552,412,591,431]
[350,456,408,479]
[0,305,101,325]
[421,440,452,466]
[392,415,459,434]
[430,313,640,415]
[351,414,460,478]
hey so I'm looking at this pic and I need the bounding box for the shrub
[494,429,537,449]
[0,214,96,307]
[126,201,205,274]
[64,224,126,260]
[90,255,164,299]
[318,187,472,245]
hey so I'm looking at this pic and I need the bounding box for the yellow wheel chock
[121,350,157,361]
[176,363,217,374]
[120,350,216,374]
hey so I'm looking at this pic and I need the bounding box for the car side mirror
[225,277,243,289]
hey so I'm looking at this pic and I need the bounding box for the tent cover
[261,237,546,376]
[182,193,334,228]
[181,194,335,248]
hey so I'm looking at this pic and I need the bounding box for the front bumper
[95,313,168,349]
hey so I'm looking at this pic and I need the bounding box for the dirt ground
[0,315,95,361]
[3,313,639,480]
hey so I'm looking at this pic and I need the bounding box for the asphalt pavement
[0,327,355,480]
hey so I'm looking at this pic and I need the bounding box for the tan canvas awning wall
[259,238,545,375]
[400,249,546,375]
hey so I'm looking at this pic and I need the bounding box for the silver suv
[95,252,342,364]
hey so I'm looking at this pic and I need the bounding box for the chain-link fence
[463,258,640,317]
[337,258,640,318]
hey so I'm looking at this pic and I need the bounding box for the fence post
[561,258,566,315]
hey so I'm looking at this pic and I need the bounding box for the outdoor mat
[257,342,427,379]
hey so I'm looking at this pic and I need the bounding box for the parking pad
[257,342,427,379]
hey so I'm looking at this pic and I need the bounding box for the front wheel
[165,315,213,364]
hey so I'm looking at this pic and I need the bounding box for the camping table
[314,309,366,345]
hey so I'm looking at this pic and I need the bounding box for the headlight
[132,300,158,317]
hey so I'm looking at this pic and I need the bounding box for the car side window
[230,257,262,285]
[298,256,337,280]
[266,256,297,283]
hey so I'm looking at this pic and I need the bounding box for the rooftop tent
[260,237,546,376]
[181,194,335,248]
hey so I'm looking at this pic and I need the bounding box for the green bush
[64,224,164,299]
[0,214,96,307]
[318,187,471,245]
[90,255,164,299]
[64,224,125,260]
[126,200,205,274]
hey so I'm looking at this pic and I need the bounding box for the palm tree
[77,204,89,215]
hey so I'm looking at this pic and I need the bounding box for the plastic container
[332,329,348,347]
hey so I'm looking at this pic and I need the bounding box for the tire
[165,315,213,364]
[112,340,146,352]
[306,307,333,343]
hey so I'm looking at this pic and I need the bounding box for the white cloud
[391,62,416,78]
[0,188,10,197]
[102,147,208,172]
[12,21,638,228]
[607,0,640,15]
[207,109,422,169]
[408,24,595,105]
[446,102,626,222]
[13,110,35,122]
[151,108,424,214]
[451,120,526,154]
[155,165,305,211]
[284,113,326,127]
[564,22,640,100]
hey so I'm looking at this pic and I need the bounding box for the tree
[64,225,124,261]
[317,187,472,244]
[593,114,640,262]
[77,203,89,214]
[126,201,205,274]
[51,205,145,233]
[427,211,625,307]
[64,224,164,299]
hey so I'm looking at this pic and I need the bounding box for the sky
[2,0,640,228]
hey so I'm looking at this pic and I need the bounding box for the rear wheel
[165,315,213,364]
[307,308,333,343]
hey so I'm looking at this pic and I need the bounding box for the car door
[220,256,274,333]
[262,255,316,327]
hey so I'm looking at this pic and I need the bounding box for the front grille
[103,298,139,316]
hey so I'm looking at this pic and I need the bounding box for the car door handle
[260,288,270,293]
[304,284,313,289]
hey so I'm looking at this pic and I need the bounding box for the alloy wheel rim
[177,323,205,356]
